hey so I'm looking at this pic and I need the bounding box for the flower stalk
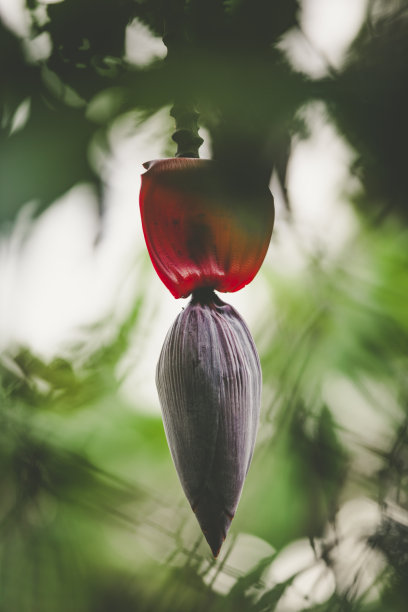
[139,8,273,555]
[170,103,204,158]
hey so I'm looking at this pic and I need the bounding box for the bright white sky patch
[0,0,29,37]
[281,0,369,77]
[125,18,167,66]
[287,103,359,258]
[1,185,99,355]
[301,0,369,67]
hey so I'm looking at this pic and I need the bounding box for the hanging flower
[156,289,261,556]
[140,158,274,298]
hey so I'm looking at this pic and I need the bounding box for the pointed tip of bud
[192,484,235,558]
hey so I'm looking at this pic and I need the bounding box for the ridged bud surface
[156,291,261,556]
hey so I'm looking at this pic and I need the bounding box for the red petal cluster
[139,158,274,298]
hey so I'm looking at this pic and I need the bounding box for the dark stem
[191,288,216,305]
[163,1,203,158]
[170,103,203,158]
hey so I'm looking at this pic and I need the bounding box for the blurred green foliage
[1,0,408,610]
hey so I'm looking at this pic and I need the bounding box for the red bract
[139,158,274,298]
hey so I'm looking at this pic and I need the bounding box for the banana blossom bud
[156,290,261,556]
[140,158,274,298]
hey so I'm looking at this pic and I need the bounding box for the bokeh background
[1,0,408,610]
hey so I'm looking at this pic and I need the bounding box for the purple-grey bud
[156,290,261,557]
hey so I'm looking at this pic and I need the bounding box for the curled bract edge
[156,290,262,556]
